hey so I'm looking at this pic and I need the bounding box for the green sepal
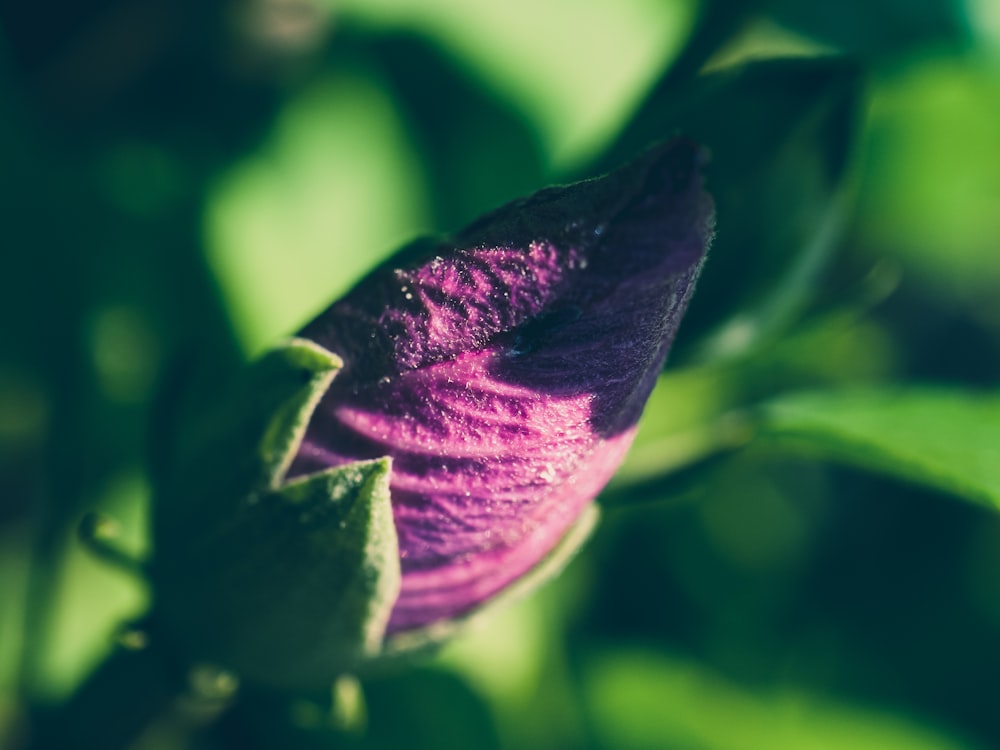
[381,504,600,660]
[177,336,341,491]
[256,338,344,488]
[152,339,405,689]
[154,338,341,561]
[154,458,400,690]
[274,459,401,667]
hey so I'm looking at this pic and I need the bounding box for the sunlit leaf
[205,72,431,353]
[758,388,1000,507]
[584,650,983,750]
[857,55,1000,311]
[337,0,694,167]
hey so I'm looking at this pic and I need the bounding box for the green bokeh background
[1,0,999,748]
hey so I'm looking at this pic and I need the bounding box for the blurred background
[1,0,999,748]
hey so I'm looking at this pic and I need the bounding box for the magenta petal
[289,138,715,633]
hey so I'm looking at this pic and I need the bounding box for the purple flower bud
[288,138,714,635]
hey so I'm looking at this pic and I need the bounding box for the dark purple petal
[288,138,715,634]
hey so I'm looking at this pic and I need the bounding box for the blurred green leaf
[583,650,983,750]
[656,0,766,89]
[758,388,1000,507]
[362,669,504,750]
[364,31,547,231]
[338,0,694,167]
[205,71,431,353]
[594,56,864,362]
[856,54,1000,313]
[768,0,971,59]
[611,307,896,500]
[0,529,31,694]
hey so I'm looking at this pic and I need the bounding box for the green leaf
[758,388,1000,508]
[205,73,431,352]
[769,0,970,59]
[856,55,1000,305]
[583,649,983,750]
[154,458,400,690]
[646,0,764,94]
[591,56,864,362]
